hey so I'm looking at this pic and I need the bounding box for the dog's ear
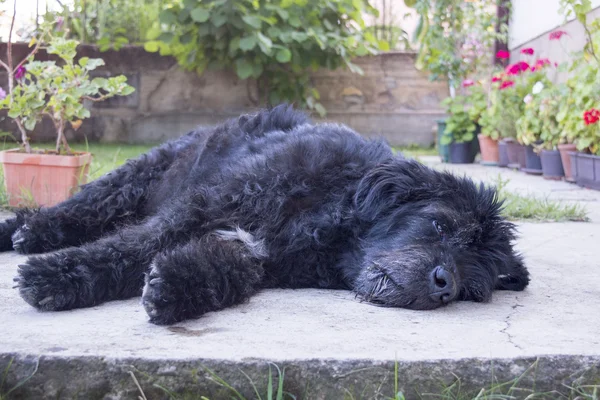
[354,159,439,221]
[495,253,530,291]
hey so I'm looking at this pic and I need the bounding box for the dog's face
[352,160,529,310]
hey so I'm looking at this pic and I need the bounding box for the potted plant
[516,95,544,175]
[0,16,134,206]
[467,82,499,166]
[569,108,600,189]
[441,95,477,164]
[534,85,567,180]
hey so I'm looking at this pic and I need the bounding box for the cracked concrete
[1,158,600,398]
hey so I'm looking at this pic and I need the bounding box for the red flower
[549,30,568,40]
[521,48,534,55]
[462,79,475,87]
[492,75,502,83]
[505,61,530,75]
[583,108,600,125]
[14,66,26,80]
[496,50,510,59]
[500,81,514,90]
[530,58,551,71]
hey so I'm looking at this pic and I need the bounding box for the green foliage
[41,0,170,51]
[407,0,508,92]
[0,38,135,153]
[466,84,487,125]
[441,95,476,145]
[144,0,382,115]
[556,1,600,154]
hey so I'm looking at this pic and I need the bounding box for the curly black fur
[3,105,530,325]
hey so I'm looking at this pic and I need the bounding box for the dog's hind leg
[7,140,191,255]
[141,230,266,325]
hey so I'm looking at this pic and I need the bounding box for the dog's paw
[12,224,64,254]
[141,264,183,325]
[14,255,92,311]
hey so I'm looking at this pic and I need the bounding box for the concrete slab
[1,163,600,399]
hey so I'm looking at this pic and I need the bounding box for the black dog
[1,105,529,325]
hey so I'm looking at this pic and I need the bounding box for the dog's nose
[429,266,456,304]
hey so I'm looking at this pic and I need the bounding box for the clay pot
[540,150,564,180]
[0,149,92,207]
[477,134,499,166]
[558,143,577,182]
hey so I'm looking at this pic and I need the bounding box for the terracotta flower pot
[558,143,577,182]
[477,134,499,166]
[540,149,564,180]
[0,149,92,207]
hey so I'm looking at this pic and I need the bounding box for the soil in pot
[540,150,564,180]
[449,142,476,164]
[0,149,92,207]
[498,140,509,167]
[522,145,542,174]
[558,143,577,182]
[477,134,499,166]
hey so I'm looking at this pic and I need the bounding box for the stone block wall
[0,43,447,146]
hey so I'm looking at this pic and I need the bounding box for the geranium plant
[440,95,476,145]
[0,37,134,154]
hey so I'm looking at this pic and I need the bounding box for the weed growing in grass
[0,358,39,400]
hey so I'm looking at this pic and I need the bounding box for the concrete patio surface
[1,158,600,399]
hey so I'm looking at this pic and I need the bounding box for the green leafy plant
[40,0,170,51]
[407,0,509,96]
[144,0,382,115]
[556,0,600,154]
[0,35,135,153]
[441,95,476,145]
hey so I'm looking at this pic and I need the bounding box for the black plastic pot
[540,150,564,180]
[498,140,509,167]
[522,145,542,174]
[571,152,600,190]
[449,142,476,164]
[436,120,450,163]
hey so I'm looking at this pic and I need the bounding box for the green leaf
[242,15,262,29]
[276,48,292,63]
[235,59,254,79]
[239,35,257,51]
[159,9,178,25]
[314,102,326,117]
[211,13,227,27]
[78,57,89,67]
[158,32,175,43]
[144,41,160,52]
[191,8,210,23]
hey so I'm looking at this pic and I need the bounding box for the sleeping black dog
[0,105,529,324]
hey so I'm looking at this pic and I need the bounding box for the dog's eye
[433,220,445,239]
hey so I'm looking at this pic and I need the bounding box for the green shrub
[144,0,383,115]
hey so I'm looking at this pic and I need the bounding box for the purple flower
[15,66,26,80]
[56,17,64,30]
[0,87,6,99]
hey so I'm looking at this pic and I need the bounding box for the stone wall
[0,43,448,146]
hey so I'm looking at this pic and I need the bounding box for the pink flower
[492,75,502,83]
[500,81,514,90]
[584,108,600,125]
[14,66,26,80]
[549,30,568,40]
[521,48,534,55]
[496,50,510,59]
[0,87,6,100]
[505,61,530,75]
[462,79,475,87]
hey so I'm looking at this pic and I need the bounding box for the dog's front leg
[141,230,266,325]
[14,193,211,312]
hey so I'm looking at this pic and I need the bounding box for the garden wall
[0,43,448,146]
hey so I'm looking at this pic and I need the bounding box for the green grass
[393,145,438,158]
[494,177,589,222]
[124,360,600,400]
